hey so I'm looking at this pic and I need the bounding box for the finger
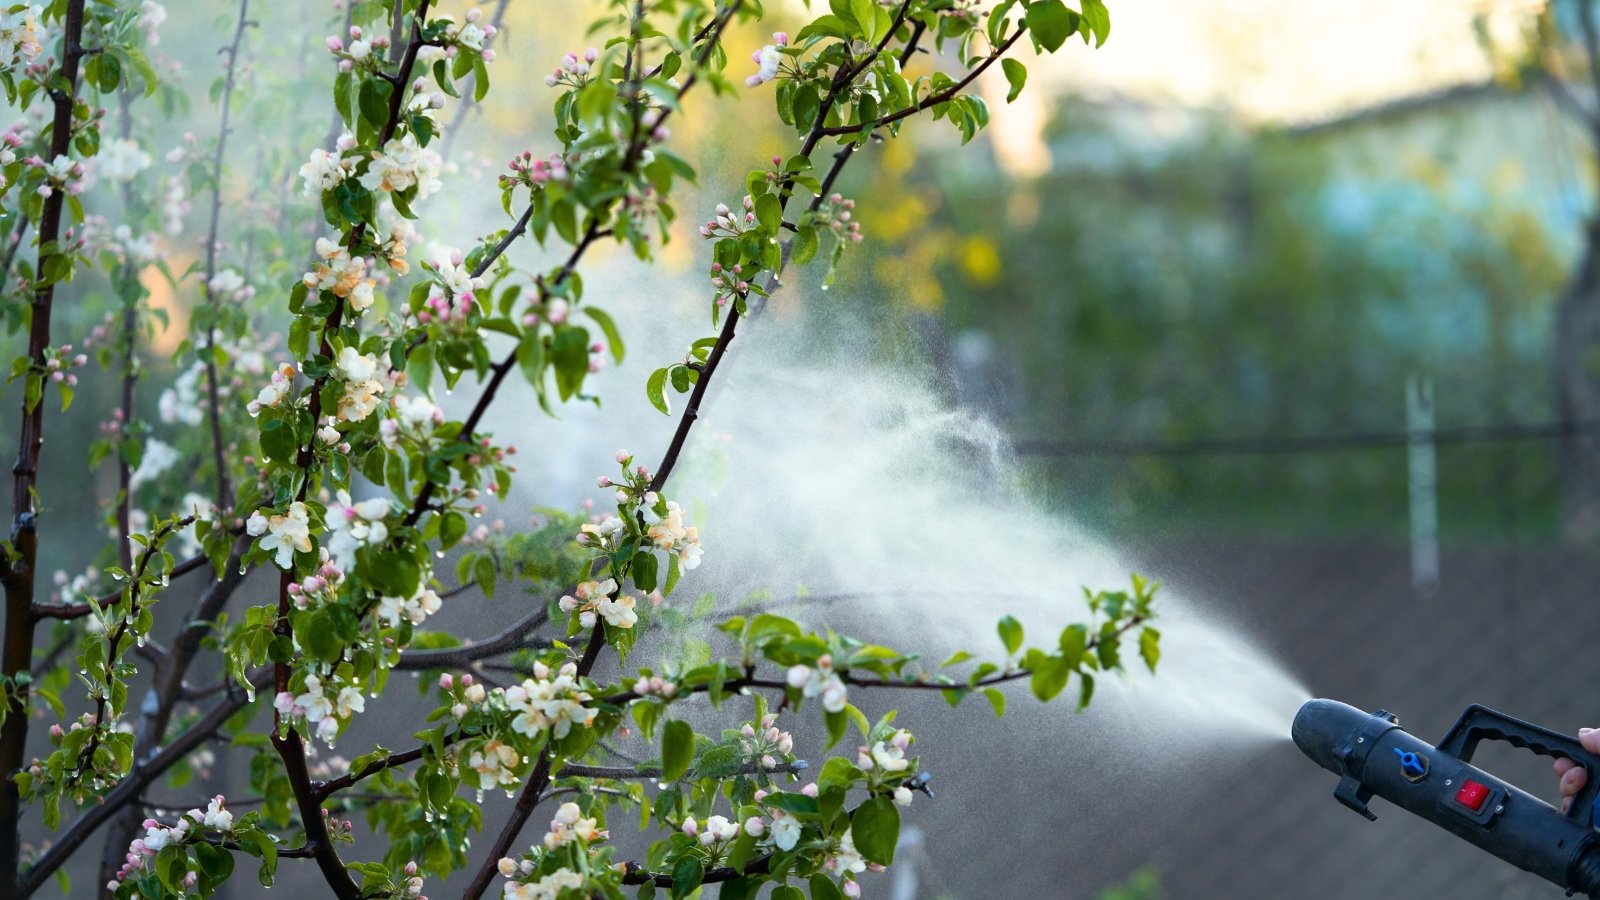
[1582,728,1600,755]
[1565,796,1573,814]
[1557,757,1578,777]
[1562,766,1588,798]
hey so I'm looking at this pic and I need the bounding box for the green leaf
[671,857,703,899]
[1029,655,1069,702]
[754,193,782,232]
[1082,0,1111,46]
[1002,58,1027,103]
[646,367,671,415]
[551,326,590,401]
[793,225,819,266]
[583,307,625,362]
[1058,623,1088,668]
[851,0,880,41]
[1078,671,1096,711]
[824,707,848,748]
[1097,620,1122,671]
[1025,0,1076,53]
[850,795,900,865]
[515,330,544,388]
[632,551,658,593]
[661,719,693,782]
[358,77,392,131]
[997,615,1023,655]
[1139,626,1161,672]
[809,875,845,900]
[983,686,1007,717]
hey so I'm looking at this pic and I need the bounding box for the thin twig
[196,0,253,512]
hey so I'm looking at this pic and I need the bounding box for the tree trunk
[1555,218,1600,543]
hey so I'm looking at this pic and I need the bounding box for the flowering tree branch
[0,1,88,888]
[0,2,1132,898]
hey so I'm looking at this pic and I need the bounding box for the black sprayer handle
[1436,704,1600,826]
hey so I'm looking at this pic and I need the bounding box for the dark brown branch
[817,22,1025,137]
[392,607,549,670]
[18,679,263,898]
[621,854,772,886]
[269,5,438,896]
[33,550,214,620]
[2,4,90,888]
[650,6,917,492]
[400,216,605,528]
[559,760,806,780]
[312,741,433,800]
[68,518,191,790]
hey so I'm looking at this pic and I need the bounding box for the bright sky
[1031,0,1540,123]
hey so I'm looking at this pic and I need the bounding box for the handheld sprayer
[1293,699,1600,896]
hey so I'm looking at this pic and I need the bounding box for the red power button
[1455,779,1491,812]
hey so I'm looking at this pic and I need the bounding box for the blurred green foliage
[858,92,1573,540]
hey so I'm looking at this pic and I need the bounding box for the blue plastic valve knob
[1394,748,1425,776]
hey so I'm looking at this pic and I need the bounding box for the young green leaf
[661,719,693,782]
[997,614,1023,655]
[1025,0,1077,53]
[1002,58,1027,103]
[850,795,900,865]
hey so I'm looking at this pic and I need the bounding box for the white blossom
[359,132,441,198]
[129,438,179,489]
[468,738,521,790]
[97,139,152,182]
[325,488,392,568]
[770,811,802,851]
[298,147,349,195]
[377,583,442,628]
[247,501,312,568]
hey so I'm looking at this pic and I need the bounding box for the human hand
[1552,728,1600,812]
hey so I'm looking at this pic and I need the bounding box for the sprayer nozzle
[1292,698,1375,773]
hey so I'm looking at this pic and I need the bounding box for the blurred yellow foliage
[959,235,1002,287]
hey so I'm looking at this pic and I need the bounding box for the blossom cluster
[498,866,585,900]
[543,47,597,88]
[786,653,848,713]
[698,195,759,241]
[502,661,598,740]
[0,5,41,73]
[109,797,235,892]
[274,671,366,746]
[740,712,796,771]
[247,362,300,417]
[305,236,377,313]
[558,577,638,630]
[335,345,402,423]
[745,31,789,87]
[499,149,571,192]
[815,192,864,244]
[247,500,312,568]
[380,392,445,449]
[584,449,705,581]
[413,248,485,329]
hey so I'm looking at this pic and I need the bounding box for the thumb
[1580,728,1600,755]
